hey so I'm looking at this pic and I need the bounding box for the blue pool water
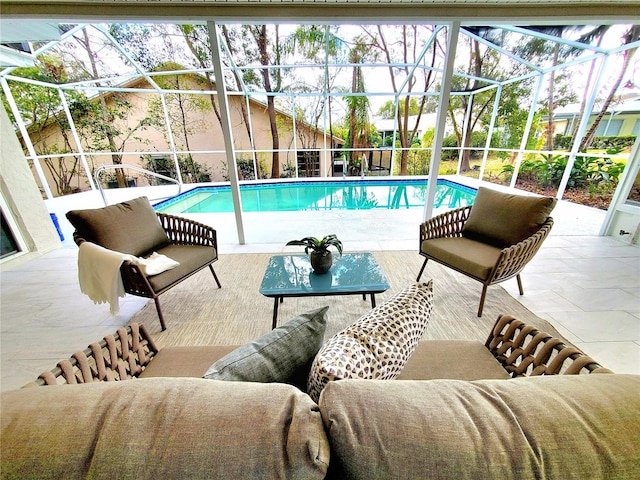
[154,179,476,213]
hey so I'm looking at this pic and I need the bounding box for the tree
[218,25,287,178]
[1,59,84,195]
[447,36,501,172]
[515,26,583,150]
[579,25,640,151]
[377,97,430,119]
[288,25,346,173]
[71,26,156,187]
[147,62,213,181]
[346,42,371,173]
[361,25,440,175]
[2,40,155,195]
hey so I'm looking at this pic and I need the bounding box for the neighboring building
[375,113,454,144]
[549,97,640,138]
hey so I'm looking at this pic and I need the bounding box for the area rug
[130,251,566,349]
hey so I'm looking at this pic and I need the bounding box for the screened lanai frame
[1,19,639,243]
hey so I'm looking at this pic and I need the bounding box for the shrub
[554,134,636,150]
[502,153,625,192]
[441,134,459,160]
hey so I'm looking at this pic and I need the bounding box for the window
[595,118,623,136]
[297,151,320,177]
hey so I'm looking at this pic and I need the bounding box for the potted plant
[286,234,343,274]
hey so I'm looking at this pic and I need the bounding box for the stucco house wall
[19,76,337,196]
[0,105,60,266]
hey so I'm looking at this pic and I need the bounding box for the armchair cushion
[146,244,217,291]
[420,237,502,281]
[66,197,170,256]
[462,187,556,248]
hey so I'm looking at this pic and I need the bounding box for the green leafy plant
[285,234,343,256]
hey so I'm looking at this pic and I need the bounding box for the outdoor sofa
[2,283,639,479]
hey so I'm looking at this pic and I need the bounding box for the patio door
[1,209,20,259]
[0,192,27,262]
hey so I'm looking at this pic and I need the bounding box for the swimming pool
[154,179,477,213]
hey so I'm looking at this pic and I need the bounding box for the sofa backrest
[319,374,640,480]
[462,187,557,248]
[1,377,329,480]
[66,196,170,256]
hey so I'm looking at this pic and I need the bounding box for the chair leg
[516,274,524,295]
[416,258,429,281]
[477,285,488,317]
[209,264,222,288]
[154,297,167,331]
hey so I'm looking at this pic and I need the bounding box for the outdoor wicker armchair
[67,196,221,331]
[417,187,556,317]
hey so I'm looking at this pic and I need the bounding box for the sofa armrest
[485,314,612,376]
[419,205,471,244]
[34,323,159,386]
[157,212,218,249]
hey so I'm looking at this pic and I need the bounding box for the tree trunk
[579,29,639,151]
[256,26,280,178]
[545,43,560,151]
[82,30,123,185]
[220,26,254,147]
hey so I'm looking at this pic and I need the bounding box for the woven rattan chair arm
[489,218,554,283]
[34,323,159,386]
[157,212,218,248]
[120,261,155,297]
[419,206,471,242]
[485,314,609,376]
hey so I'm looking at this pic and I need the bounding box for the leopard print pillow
[307,281,433,403]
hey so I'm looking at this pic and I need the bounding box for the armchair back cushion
[462,187,556,248]
[66,196,170,256]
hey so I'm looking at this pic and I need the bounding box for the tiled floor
[1,192,638,391]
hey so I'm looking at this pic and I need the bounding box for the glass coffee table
[259,252,390,328]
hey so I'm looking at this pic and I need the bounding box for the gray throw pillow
[203,306,329,383]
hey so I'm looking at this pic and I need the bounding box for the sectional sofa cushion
[204,306,329,384]
[319,374,640,480]
[307,282,433,403]
[397,340,510,381]
[462,187,556,248]
[1,378,330,480]
[140,345,238,378]
[66,196,170,256]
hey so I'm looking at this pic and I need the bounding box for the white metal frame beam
[423,21,460,221]
[208,20,245,244]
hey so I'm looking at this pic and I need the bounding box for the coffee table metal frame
[259,252,390,328]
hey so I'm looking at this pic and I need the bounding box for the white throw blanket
[78,242,180,315]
